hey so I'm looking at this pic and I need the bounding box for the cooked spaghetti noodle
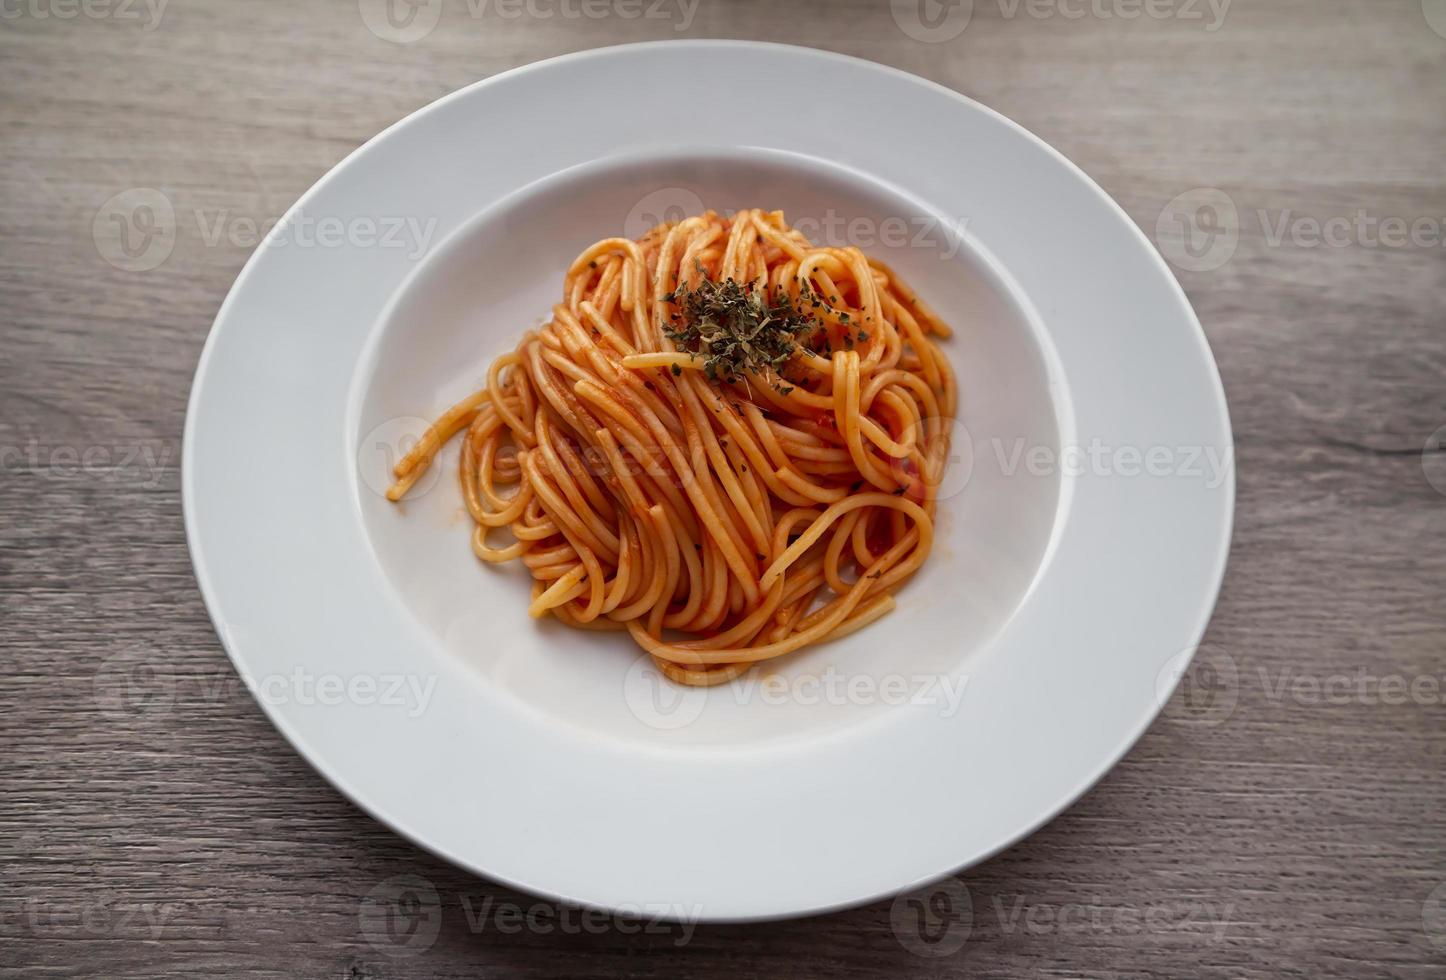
[386,209,957,686]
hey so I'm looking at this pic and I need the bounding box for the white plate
[184,41,1233,921]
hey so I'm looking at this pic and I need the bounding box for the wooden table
[3,1,1443,976]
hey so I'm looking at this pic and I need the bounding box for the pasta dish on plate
[386,209,957,686]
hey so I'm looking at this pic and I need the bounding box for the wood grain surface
[2,1,1444,976]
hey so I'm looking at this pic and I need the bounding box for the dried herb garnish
[663,269,816,388]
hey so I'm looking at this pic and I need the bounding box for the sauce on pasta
[386,209,957,686]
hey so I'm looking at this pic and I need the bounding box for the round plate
[184,40,1233,921]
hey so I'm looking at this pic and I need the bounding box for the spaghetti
[386,209,957,686]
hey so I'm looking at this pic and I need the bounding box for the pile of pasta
[387,209,956,685]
